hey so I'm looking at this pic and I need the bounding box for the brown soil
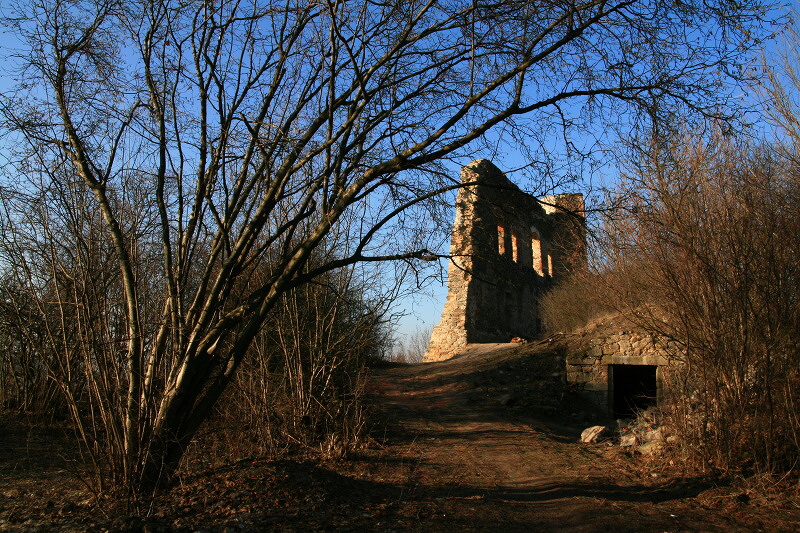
[2,340,799,532]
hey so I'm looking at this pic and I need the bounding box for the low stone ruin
[566,329,674,418]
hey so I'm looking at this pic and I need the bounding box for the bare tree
[0,0,772,493]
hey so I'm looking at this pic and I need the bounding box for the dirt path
[365,345,795,532]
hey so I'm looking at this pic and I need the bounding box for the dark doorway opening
[611,364,657,419]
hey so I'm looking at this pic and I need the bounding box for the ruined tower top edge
[540,193,585,217]
[464,160,585,216]
[461,159,519,188]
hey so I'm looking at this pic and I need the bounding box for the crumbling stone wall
[424,159,585,362]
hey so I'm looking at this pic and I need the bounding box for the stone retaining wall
[566,329,679,412]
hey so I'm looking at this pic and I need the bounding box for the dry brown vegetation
[541,131,800,479]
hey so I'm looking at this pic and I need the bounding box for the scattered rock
[580,425,610,443]
[636,441,663,456]
[619,433,637,447]
[642,428,664,443]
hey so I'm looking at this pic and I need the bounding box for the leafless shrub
[0,278,63,417]
[391,325,433,364]
[188,263,390,464]
[539,273,618,333]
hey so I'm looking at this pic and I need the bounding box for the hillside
[1,339,798,531]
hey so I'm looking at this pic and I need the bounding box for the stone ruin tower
[424,159,586,362]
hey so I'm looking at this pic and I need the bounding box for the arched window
[497,224,506,256]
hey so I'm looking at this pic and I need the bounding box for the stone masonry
[565,328,675,410]
[424,159,586,362]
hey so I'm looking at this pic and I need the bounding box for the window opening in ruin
[497,224,506,256]
[531,229,543,275]
[511,230,519,262]
[540,242,549,276]
[610,364,658,419]
[547,252,553,277]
